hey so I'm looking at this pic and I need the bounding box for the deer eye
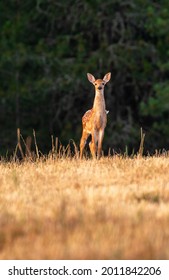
[102,83,105,86]
[95,83,97,86]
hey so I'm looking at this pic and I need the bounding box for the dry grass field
[0,154,169,259]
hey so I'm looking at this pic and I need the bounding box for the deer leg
[80,130,89,159]
[97,129,104,159]
[89,130,98,159]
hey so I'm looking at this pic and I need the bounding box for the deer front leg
[89,130,98,159]
[80,130,89,159]
[97,129,104,159]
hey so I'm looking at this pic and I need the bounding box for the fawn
[80,72,111,159]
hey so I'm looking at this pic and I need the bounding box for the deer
[80,72,111,159]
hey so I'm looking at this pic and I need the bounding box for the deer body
[80,72,111,159]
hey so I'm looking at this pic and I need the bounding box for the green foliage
[141,83,169,117]
[0,0,169,155]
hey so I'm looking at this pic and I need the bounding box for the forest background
[0,0,169,156]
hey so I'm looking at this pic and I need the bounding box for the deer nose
[98,86,102,90]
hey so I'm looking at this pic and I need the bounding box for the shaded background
[0,0,169,156]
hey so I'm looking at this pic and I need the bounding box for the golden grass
[0,155,169,259]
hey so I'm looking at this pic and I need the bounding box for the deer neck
[93,89,106,113]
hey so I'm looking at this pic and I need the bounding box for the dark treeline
[0,0,169,156]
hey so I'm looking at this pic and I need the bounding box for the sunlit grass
[0,155,169,259]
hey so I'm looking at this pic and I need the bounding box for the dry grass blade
[138,127,146,157]
[33,129,39,160]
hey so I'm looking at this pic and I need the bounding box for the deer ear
[103,72,111,83]
[87,73,96,83]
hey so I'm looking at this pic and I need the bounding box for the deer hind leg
[97,129,104,159]
[80,130,89,159]
[89,130,98,159]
